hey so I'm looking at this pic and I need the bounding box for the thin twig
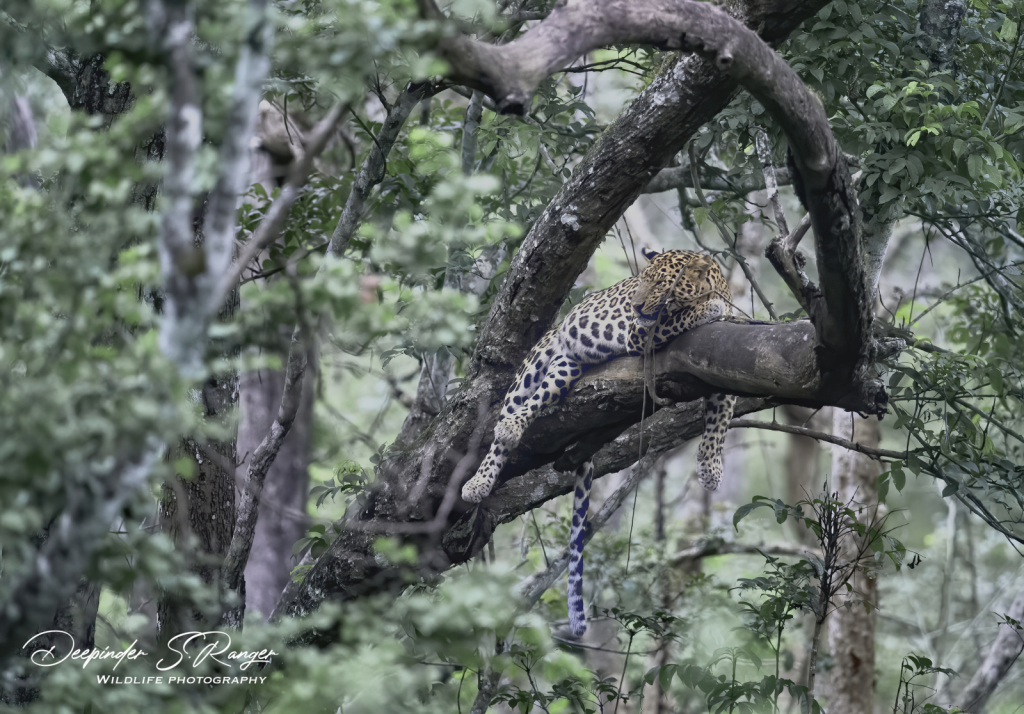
[688,142,778,320]
[909,262,1024,327]
[981,31,1023,131]
[754,127,789,235]
[669,540,821,565]
[730,418,909,461]
[215,103,346,307]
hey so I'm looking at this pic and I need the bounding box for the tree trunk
[782,405,829,546]
[238,360,314,619]
[825,412,881,713]
[158,362,239,636]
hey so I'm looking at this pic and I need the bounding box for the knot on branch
[874,336,906,361]
[442,505,496,563]
[856,379,889,418]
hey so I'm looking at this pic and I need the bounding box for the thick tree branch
[454,0,870,396]
[219,331,308,625]
[156,0,273,375]
[202,0,273,289]
[155,0,205,373]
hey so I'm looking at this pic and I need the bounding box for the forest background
[1,0,1023,712]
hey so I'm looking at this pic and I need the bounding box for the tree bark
[234,106,320,622]
[782,405,829,546]
[917,0,967,70]
[158,365,239,637]
[825,413,881,714]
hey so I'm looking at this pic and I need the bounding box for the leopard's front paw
[461,473,493,503]
[462,448,503,502]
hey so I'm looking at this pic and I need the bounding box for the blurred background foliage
[1,0,1023,712]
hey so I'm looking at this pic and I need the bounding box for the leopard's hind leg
[695,392,736,491]
[567,459,593,636]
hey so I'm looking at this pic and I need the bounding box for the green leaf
[968,154,984,180]
[891,464,906,492]
[999,18,1018,42]
[733,500,772,530]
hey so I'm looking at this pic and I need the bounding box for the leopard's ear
[641,247,659,261]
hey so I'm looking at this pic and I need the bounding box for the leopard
[461,248,738,636]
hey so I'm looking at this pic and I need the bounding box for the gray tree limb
[155,0,273,375]
[955,589,1024,713]
[326,82,436,257]
[643,160,791,194]
[729,418,907,461]
[670,540,821,565]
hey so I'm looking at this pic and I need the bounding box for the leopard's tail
[567,460,593,637]
[696,393,737,490]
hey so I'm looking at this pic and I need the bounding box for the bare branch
[670,540,822,565]
[643,161,791,194]
[326,82,436,257]
[688,141,778,320]
[155,0,206,374]
[764,213,816,315]
[730,418,907,461]
[754,127,788,235]
[955,589,1024,712]
[156,0,274,375]
[203,0,274,284]
[214,103,346,307]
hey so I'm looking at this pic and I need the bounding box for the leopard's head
[631,249,718,327]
